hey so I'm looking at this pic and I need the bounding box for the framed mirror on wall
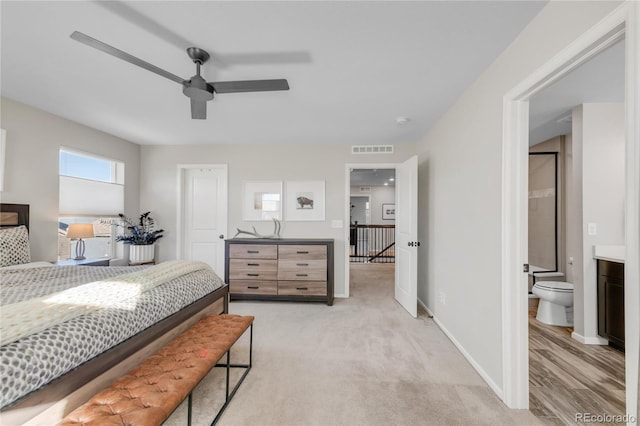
[528,151,558,274]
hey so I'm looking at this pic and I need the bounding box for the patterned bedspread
[0,263,224,409]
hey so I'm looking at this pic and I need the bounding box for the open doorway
[345,157,419,317]
[349,168,396,264]
[348,168,396,297]
[501,3,638,420]
[526,39,626,422]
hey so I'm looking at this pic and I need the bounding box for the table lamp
[67,223,94,260]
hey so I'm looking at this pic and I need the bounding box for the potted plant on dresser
[111,212,164,265]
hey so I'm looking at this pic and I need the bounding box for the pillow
[0,225,31,267]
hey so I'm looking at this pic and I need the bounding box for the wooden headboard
[0,203,29,230]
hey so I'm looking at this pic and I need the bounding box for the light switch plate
[587,223,597,236]
[331,220,344,229]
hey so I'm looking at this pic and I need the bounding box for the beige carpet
[165,263,540,425]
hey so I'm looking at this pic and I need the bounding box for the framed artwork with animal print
[285,180,325,221]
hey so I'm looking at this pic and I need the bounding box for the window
[60,150,114,182]
[58,148,125,260]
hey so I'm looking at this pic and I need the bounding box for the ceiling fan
[70,31,290,119]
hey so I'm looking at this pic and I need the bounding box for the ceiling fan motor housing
[183,75,214,101]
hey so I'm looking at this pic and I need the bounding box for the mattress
[0,262,224,409]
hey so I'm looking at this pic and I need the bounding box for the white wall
[416,1,622,393]
[350,185,395,224]
[571,103,625,341]
[565,133,576,284]
[139,144,414,297]
[0,98,140,262]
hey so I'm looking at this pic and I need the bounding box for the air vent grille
[359,187,371,193]
[351,145,394,154]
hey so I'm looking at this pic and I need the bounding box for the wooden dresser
[225,238,334,305]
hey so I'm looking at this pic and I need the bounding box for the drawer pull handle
[296,273,308,277]
[247,263,260,266]
[247,250,259,254]
[248,286,259,289]
[297,287,308,291]
[296,263,309,266]
[296,251,309,254]
[247,273,259,277]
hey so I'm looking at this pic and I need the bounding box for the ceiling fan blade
[211,79,289,94]
[191,99,207,119]
[70,31,185,85]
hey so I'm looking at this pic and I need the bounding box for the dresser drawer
[278,245,326,260]
[229,259,277,280]
[229,244,278,259]
[229,258,277,273]
[278,281,327,296]
[278,259,326,281]
[230,280,277,295]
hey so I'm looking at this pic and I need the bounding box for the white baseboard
[432,316,504,400]
[571,331,609,345]
[334,293,347,298]
[417,298,433,317]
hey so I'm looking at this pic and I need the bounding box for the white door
[395,155,418,317]
[180,165,228,278]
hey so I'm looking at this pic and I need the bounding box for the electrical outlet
[587,223,597,236]
[440,291,446,305]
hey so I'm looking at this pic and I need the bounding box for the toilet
[532,281,574,326]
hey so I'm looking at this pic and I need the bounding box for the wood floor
[529,308,625,425]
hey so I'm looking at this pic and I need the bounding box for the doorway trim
[343,163,397,298]
[501,1,638,417]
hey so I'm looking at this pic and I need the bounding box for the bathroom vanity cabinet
[597,259,624,350]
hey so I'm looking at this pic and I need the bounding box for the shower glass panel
[528,152,558,272]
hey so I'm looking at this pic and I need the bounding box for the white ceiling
[351,168,396,187]
[529,39,625,146]
[1,1,546,146]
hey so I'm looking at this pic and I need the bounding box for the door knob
[219,234,225,239]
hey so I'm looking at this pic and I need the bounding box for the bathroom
[528,104,626,342]
[527,39,626,423]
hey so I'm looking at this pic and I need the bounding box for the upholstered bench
[60,314,254,426]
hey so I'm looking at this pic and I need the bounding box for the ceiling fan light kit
[70,31,289,119]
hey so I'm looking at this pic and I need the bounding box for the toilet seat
[533,281,573,292]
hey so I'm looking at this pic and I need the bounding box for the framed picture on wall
[243,181,282,221]
[382,203,395,220]
[285,180,325,221]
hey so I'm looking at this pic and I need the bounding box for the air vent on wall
[351,145,394,154]
[359,187,371,193]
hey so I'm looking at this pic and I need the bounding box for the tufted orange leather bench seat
[60,314,254,426]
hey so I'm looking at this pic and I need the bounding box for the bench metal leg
[188,393,193,426]
[211,323,253,425]
[225,350,230,402]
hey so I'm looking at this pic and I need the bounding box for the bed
[0,203,229,424]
